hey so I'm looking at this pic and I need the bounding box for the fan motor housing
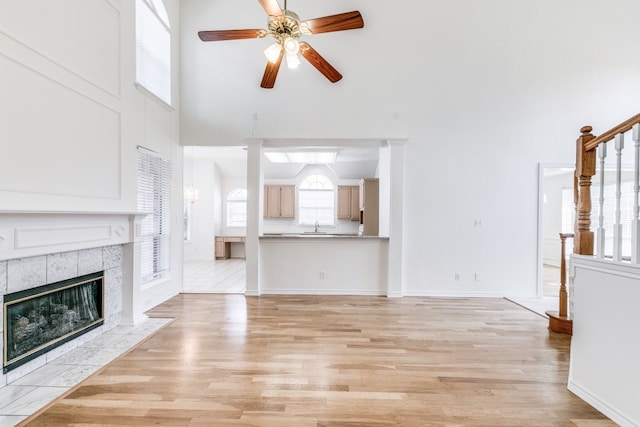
[268,10,302,42]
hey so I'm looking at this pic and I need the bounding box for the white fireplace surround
[0,211,148,386]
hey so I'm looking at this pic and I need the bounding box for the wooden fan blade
[261,49,284,88]
[198,29,266,42]
[299,42,342,83]
[258,0,283,16]
[304,11,364,34]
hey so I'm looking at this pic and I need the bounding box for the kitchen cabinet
[215,237,226,259]
[337,185,359,220]
[359,178,379,236]
[215,236,246,259]
[264,185,295,218]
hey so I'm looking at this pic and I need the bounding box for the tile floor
[0,317,172,426]
[182,259,246,293]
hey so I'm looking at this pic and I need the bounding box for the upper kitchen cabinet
[337,185,360,220]
[264,185,295,218]
[359,178,379,236]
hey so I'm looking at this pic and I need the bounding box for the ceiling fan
[198,0,364,89]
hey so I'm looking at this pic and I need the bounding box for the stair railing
[574,114,640,260]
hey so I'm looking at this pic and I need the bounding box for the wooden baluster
[559,233,573,318]
[597,143,607,258]
[574,126,597,255]
[632,124,640,263]
[573,173,578,254]
[546,233,574,335]
[613,133,624,261]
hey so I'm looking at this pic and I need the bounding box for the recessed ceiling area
[184,141,380,180]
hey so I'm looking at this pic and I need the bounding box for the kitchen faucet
[314,220,319,232]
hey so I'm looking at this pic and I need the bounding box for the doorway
[538,164,575,296]
[183,146,248,293]
[506,163,574,316]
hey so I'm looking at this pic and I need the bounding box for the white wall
[183,158,216,261]
[0,0,183,314]
[180,0,640,298]
[212,163,223,236]
[183,155,225,261]
[260,238,388,294]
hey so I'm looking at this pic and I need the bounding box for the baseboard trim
[568,380,637,427]
[259,289,387,296]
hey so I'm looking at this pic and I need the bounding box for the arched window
[227,188,247,227]
[136,0,171,105]
[298,174,335,226]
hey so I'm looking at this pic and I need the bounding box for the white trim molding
[0,211,147,261]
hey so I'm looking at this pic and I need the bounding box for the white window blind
[298,174,335,225]
[137,147,172,283]
[226,188,247,227]
[136,0,171,105]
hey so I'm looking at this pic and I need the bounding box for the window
[298,174,335,225]
[136,0,171,105]
[137,147,172,283]
[227,188,247,227]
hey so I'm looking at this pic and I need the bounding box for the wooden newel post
[574,126,597,255]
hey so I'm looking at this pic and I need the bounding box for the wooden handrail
[584,113,640,151]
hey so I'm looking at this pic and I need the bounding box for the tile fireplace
[3,271,104,373]
[0,211,139,385]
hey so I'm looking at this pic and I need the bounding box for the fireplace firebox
[3,271,104,372]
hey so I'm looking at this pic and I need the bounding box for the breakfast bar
[259,233,389,295]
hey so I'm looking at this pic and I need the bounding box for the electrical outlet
[454,273,460,281]
[475,273,481,281]
[319,271,326,279]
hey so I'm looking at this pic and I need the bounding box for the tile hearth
[0,317,171,426]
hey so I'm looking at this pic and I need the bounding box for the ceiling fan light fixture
[286,53,301,69]
[264,42,282,63]
[283,36,300,55]
[198,1,365,88]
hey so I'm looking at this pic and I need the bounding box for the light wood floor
[20,295,613,426]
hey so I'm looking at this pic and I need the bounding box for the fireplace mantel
[0,211,149,261]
